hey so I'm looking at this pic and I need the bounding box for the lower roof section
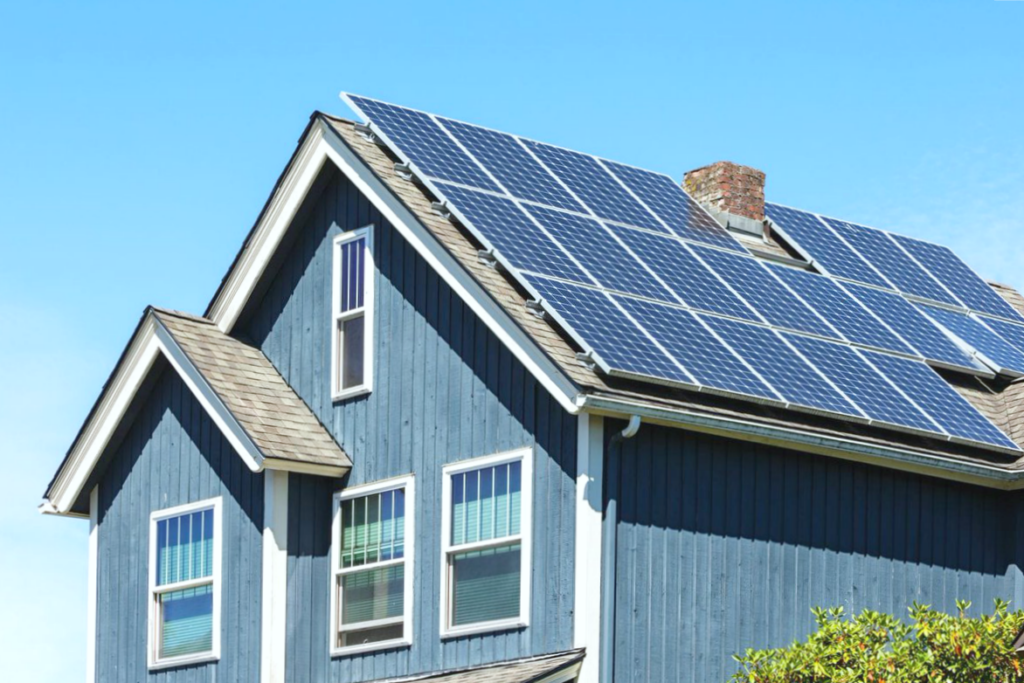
[364,650,584,683]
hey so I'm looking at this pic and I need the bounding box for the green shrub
[731,600,1024,683]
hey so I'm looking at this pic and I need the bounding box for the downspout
[599,415,641,683]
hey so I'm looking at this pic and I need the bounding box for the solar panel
[344,95,500,192]
[838,282,979,371]
[862,351,1019,451]
[435,183,588,282]
[523,205,673,301]
[699,316,861,416]
[521,140,667,233]
[522,274,693,385]
[821,217,959,306]
[977,316,1024,357]
[609,226,761,321]
[918,305,1024,376]
[889,233,1024,323]
[602,159,745,252]
[694,247,836,338]
[615,296,780,400]
[768,265,916,355]
[437,117,586,213]
[766,204,890,288]
[783,334,938,433]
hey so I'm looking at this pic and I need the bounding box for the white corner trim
[46,313,269,516]
[202,118,579,414]
[574,415,604,683]
[261,471,289,683]
[151,318,264,472]
[86,485,98,683]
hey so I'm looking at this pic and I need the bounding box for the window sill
[330,638,411,658]
[148,653,219,671]
[332,386,372,403]
[440,619,528,640]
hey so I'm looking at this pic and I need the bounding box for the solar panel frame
[837,281,983,374]
[343,95,502,192]
[890,233,1024,323]
[699,315,866,419]
[614,295,784,402]
[766,203,891,288]
[768,264,918,356]
[521,139,669,233]
[436,116,587,213]
[431,183,590,282]
[521,273,698,387]
[608,225,763,322]
[693,246,839,338]
[918,304,1024,377]
[821,217,960,306]
[862,350,1020,453]
[783,333,943,437]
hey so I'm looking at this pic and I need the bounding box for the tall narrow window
[148,498,221,669]
[331,476,414,656]
[441,449,532,637]
[332,227,374,400]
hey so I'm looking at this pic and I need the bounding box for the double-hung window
[441,449,532,637]
[331,476,414,655]
[332,228,374,400]
[148,498,221,669]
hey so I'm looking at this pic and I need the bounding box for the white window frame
[330,474,415,657]
[147,497,223,671]
[331,227,375,401]
[440,448,533,639]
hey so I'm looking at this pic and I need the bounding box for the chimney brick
[683,161,766,222]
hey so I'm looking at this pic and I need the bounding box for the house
[42,94,1024,683]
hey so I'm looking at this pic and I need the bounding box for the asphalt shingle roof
[363,650,583,683]
[154,308,351,469]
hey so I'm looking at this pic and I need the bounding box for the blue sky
[2,0,1022,679]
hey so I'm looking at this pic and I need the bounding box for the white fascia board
[204,118,579,414]
[47,318,162,514]
[46,313,269,515]
[573,414,604,683]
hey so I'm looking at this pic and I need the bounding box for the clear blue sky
[2,0,1022,679]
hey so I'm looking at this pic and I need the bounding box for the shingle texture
[153,308,350,469]
[365,650,583,683]
[322,114,1024,471]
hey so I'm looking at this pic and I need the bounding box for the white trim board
[86,485,98,683]
[261,471,289,683]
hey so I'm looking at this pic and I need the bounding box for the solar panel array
[343,94,1020,454]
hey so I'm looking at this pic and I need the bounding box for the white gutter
[578,393,1024,489]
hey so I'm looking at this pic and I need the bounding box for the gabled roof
[320,114,1024,487]
[43,307,349,515]
[364,650,584,683]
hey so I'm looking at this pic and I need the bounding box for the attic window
[332,227,375,400]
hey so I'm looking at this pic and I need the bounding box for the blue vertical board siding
[94,366,263,683]
[605,421,1022,683]
[242,167,577,682]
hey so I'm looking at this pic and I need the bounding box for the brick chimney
[683,161,766,237]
